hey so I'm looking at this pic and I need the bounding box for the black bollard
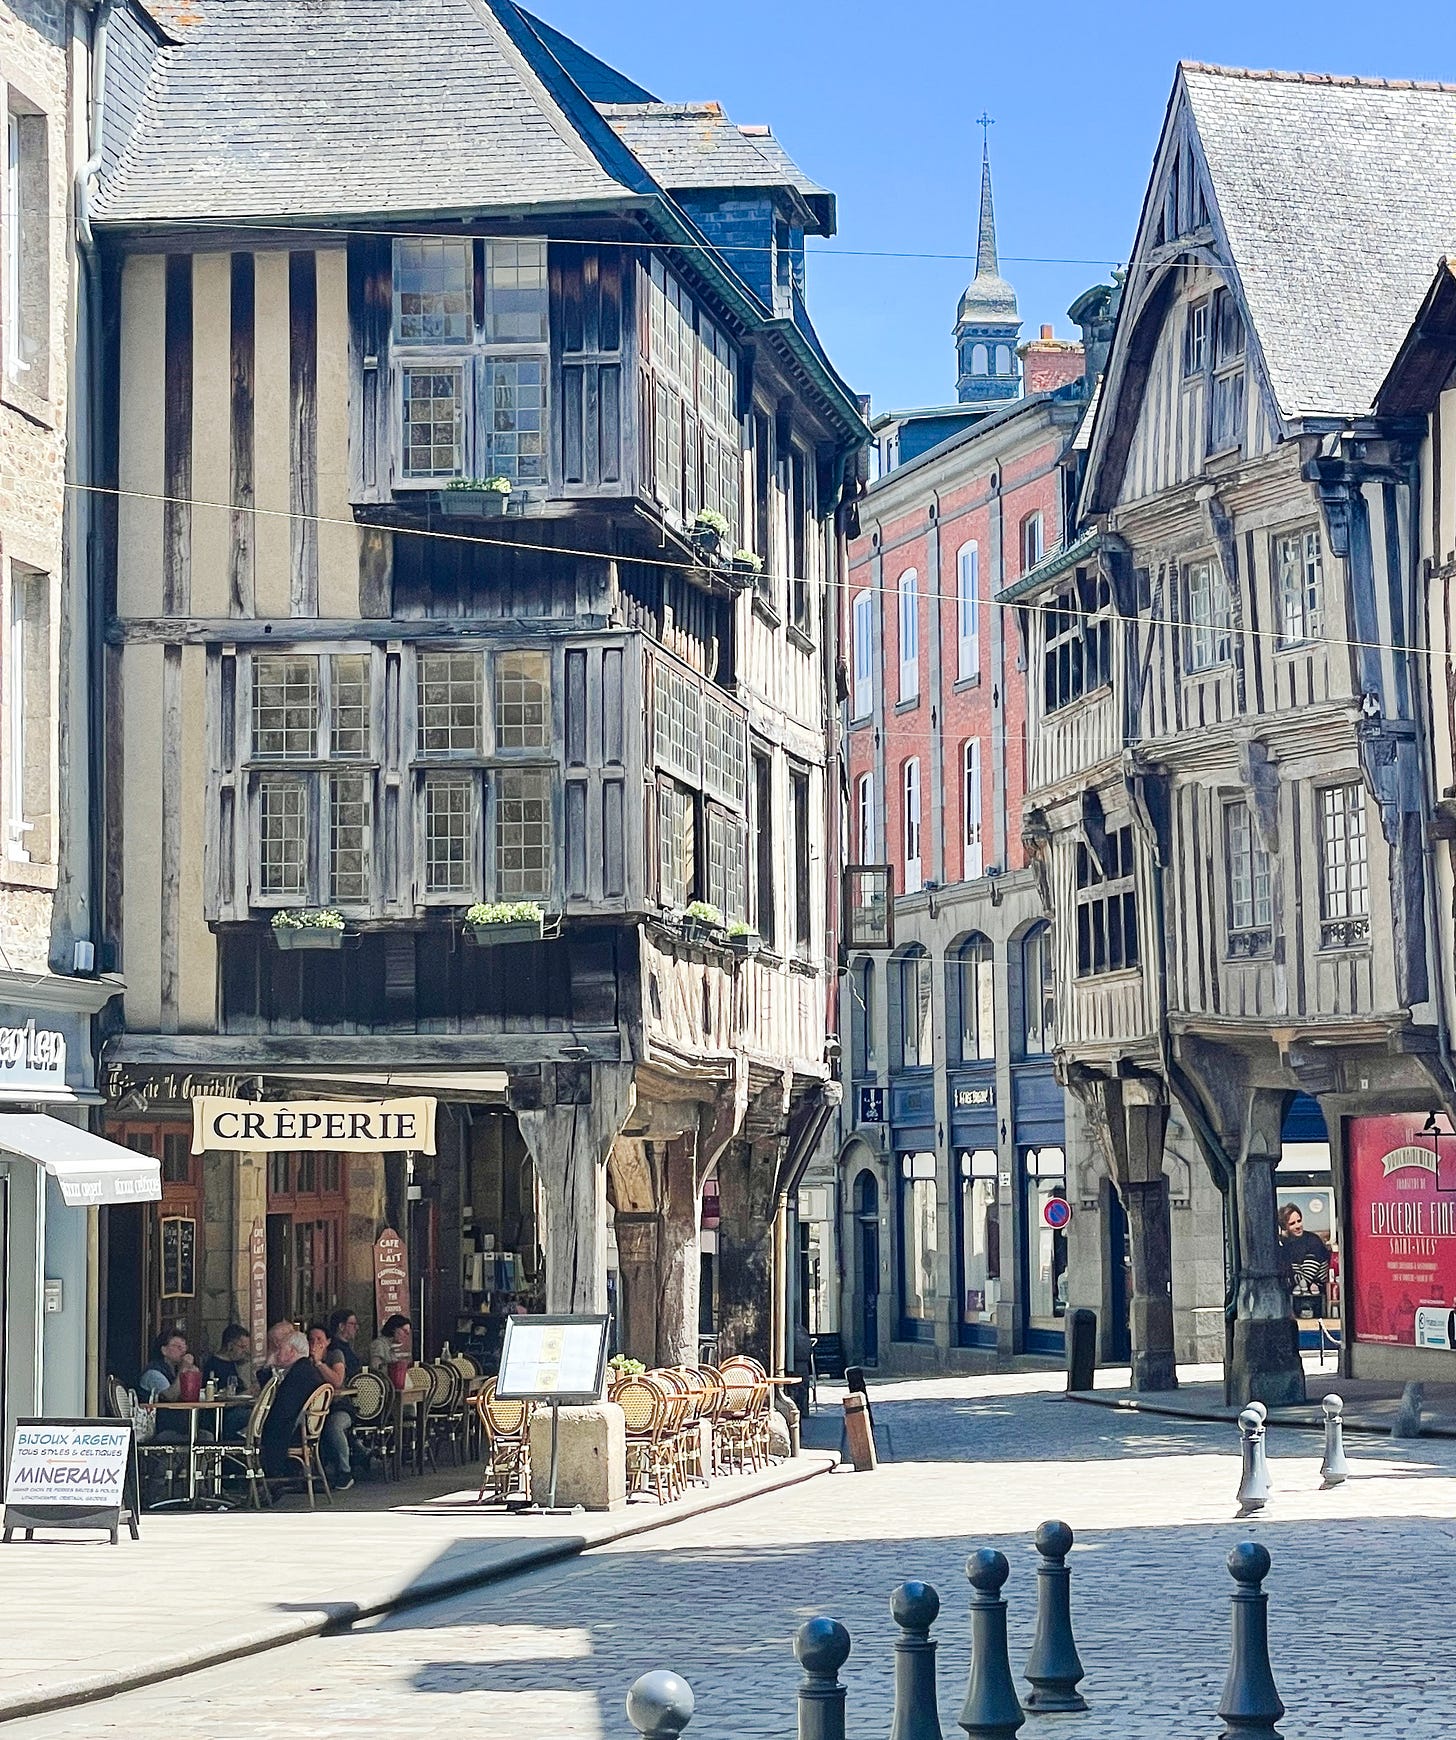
[626,1670,695,1739]
[957,1550,1024,1740]
[890,1581,943,1740]
[1319,1394,1349,1487]
[1065,1309,1097,1394]
[1235,1406,1270,1515]
[1216,1543,1285,1739]
[796,1616,852,1740]
[1022,1521,1087,1713]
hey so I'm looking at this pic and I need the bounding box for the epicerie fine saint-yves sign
[191,1096,437,1155]
[0,1020,66,1092]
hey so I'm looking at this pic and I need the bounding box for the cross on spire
[977,111,994,154]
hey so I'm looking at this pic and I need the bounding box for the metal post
[627,1670,695,1739]
[1235,1406,1270,1516]
[796,1616,852,1740]
[1393,1380,1424,1438]
[957,1550,1024,1740]
[890,1581,943,1740]
[1216,1543,1284,1739]
[548,1399,561,1511]
[1319,1394,1349,1487]
[1022,1522,1086,1713]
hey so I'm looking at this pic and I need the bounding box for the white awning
[0,1114,162,1206]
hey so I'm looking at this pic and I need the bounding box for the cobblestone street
[21,1372,1456,1739]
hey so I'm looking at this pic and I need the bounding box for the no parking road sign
[1042,1197,1072,1231]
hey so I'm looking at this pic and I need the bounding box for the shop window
[1025,1146,1068,1333]
[1021,924,1055,1058]
[898,1151,939,1337]
[1319,782,1369,948]
[959,1148,999,1331]
[1075,827,1138,977]
[957,934,995,1063]
[897,945,933,1070]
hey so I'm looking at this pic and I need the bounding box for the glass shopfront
[958,1148,1000,1346]
[1024,1145,1068,1351]
[897,1150,939,1341]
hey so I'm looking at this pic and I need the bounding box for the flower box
[726,930,762,957]
[273,925,344,951]
[692,527,723,559]
[465,918,544,947]
[440,490,508,519]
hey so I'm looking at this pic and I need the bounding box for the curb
[0,1451,836,1726]
[1066,1389,1456,1439]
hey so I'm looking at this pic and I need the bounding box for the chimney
[1040,324,1053,340]
[1018,328,1085,396]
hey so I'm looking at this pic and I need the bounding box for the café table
[151,1395,245,1510]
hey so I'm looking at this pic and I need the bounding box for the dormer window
[1183,286,1246,457]
[391,237,548,488]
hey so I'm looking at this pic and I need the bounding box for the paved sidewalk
[21,1373,1456,1740]
[0,1450,834,1724]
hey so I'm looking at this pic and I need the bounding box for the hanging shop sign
[3,1420,139,1543]
[1348,1114,1456,1348]
[0,1020,66,1094]
[191,1097,436,1155]
[857,1086,886,1125]
[374,1227,410,1327]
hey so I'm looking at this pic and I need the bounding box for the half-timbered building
[88,0,864,1382]
[1061,64,1456,1399]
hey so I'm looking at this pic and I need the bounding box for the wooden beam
[109,616,618,644]
[106,1031,626,1067]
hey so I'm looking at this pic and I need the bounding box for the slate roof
[514,7,657,105]
[1182,63,1456,418]
[597,102,833,230]
[93,0,642,224]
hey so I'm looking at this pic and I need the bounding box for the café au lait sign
[191,1096,437,1155]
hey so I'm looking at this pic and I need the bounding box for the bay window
[392,236,547,488]
[647,257,741,535]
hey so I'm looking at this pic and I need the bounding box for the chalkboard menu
[160,1216,196,1299]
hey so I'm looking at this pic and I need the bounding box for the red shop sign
[1348,1114,1456,1348]
[373,1227,409,1330]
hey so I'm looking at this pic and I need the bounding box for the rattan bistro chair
[717,1357,771,1473]
[348,1369,395,1480]
[616,1375,676,1504]
[288,1383,336,1508]
[217,1375,281,1510]
[474,1378,532,1503]
[109,1374,185,1504]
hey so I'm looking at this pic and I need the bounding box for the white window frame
[898,569,919,703]
[1225,800,1271,937]
[1319,782,1370,944]
[962,738,983,881]
[3,106,20,384]
[4,563,53,869]
[391,236,549,490]
[1020,512,1044,573]
[856,771,875,864]
[956,542,980,681]
[1273,527,1323,649]
[852,590,874,719]
[902,757,922,894]
[1185,557,1232,673]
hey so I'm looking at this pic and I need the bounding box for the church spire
[976,126,998,279]
[955,115,1022,408]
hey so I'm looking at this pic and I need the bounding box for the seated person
[369,1313,413,1372]
[259,1331,331,1483]
[256,1320,296,1389]
[311,1318,357,1491]
[325,1308,363,1384]
[203,1324,255,1438]
[138,1331,198,1442]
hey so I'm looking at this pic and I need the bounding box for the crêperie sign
[191,1096,437,1154]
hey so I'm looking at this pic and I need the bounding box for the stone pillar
[1230,1089,1305,1407]
[513,1064,636,1315]
[1074,1071,1178,1393]
[655,1133,702,1368]
[613,1211,659,1363]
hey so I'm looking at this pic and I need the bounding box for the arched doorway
[853,1168,880,1367]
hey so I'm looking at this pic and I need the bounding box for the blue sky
[537,0,1456,413]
